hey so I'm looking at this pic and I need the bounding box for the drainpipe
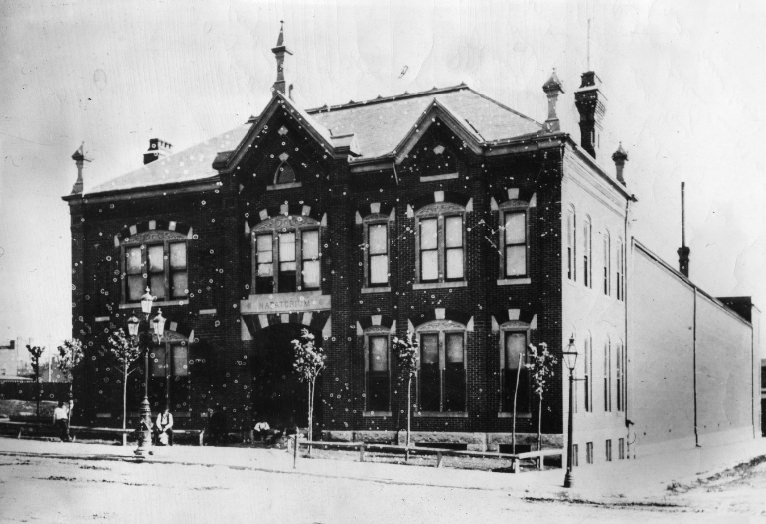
[693,286,699,447]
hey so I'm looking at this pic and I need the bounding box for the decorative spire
[70,141,92,195]
[271,21,293,95]
[612,142,628,185]
[542,68,564,132]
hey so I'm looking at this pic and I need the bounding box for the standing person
[155,408,174,446]
[52,401,70,442]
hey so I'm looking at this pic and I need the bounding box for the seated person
[254,421,270,441]
[155,408,174,446]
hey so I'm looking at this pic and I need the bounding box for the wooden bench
[295,439,563,472]
[0,421,204,446]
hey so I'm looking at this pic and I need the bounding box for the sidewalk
[1,436,764,502]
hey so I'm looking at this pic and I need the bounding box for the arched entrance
[251,324,317,430]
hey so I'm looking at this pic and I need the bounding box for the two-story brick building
[63,26,760,461]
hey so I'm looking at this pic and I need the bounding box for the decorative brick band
[241,311,331,339]
[114,220,193,246]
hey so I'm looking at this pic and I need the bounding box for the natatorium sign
[240,292,331,314]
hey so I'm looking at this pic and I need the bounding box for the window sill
[412,281,467,290]
[498,412,532,419]
[419,172,459,182]
[363,411,392,417]
[497,277,531,286]
[415,411,468,418]
[266,182,303,191]
[119,299,189,310]
[361,286,391,294]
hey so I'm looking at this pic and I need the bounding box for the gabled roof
[87,125,250,194]
[307,84,542,161]
[86,84,543,195]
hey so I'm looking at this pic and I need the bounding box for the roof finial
[271,21,293,95]
[70,141,92,195]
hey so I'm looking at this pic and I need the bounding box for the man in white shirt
[155,408,174,446]
[52,401,70,442]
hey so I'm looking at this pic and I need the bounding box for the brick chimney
[542,68,564,132]
[143,138,173,165]
[70,142,91,194]
[574,71,606,158]
[271,21,293,95]
[612,142,628,185]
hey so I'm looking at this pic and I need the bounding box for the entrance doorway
[251,324,316,431]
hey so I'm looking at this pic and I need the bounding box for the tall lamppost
[562,335,578,488]
[127,288,166,458]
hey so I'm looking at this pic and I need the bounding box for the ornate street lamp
[128,287,158,459]
[563,335,578,488]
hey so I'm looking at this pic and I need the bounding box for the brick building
[63,26,760,461]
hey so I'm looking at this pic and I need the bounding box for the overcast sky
[1,0,764,353]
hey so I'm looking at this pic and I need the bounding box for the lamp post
[562,335,578,488]
[126,287,166,459]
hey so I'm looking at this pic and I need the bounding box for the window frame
[604,337,612,412]
[416,321,468,413]
[250,216,322,294]
[583,333,593,412]
[365,221,390,288]
[121,235,189,304]
[603,230,611,296]
[566,205,576,281]
[499,326,532,415]
[616,238,625,301]
[415,203,466,285]
[583,216,592,288]
[364,329,391,413]
[500,205,529,279]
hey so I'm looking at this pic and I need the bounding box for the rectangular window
[367,335,390,412]
[604,342,612,412]
[418,331,466,412]
[567,210,576,281]
[618,438,625,460]
[586,442,593,464]
[605,439,612,462]
[126,246,144,301]
[419,334,440,411]
[147,244,166,299]
[583,221,591,287]
[584,338,593,412]
[616,241,624,301]
[124,241,188,303]
[255,234,274,294]
[278,232,297,292]
[503,332,530,412]
[616,343,623,411]
[444,333,465,412]
[172,344,188,377]
[301,230,320,290]
[419,219,439,282]
[603,234,611,295]
[444,216,464,280]
[368,224,389,286]
[169,242,187,298]
[504,211,527,277]
[572,444,579,467]
[150,346,167,377]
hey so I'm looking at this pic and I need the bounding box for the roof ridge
[305,83,469,113]
[463,86,543,127]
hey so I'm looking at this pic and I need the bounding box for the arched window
[604,337,612,412]
[274,161,296,185]
[566,205,576,281]
[603,230,611,295]
[616,339,625,412]
[417,319,467,412]
[583,332,593,412]
[616,237,625,301]
[583,216,592,288]
[122,230,189,302]
[148,329,192,411]
[252,215,321,294]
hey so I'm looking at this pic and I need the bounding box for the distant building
[62,25,761,462]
